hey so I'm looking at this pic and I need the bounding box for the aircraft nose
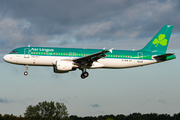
[3,54,9,62]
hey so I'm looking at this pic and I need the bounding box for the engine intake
[53,61,76,73]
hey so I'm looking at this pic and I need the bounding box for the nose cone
[3,54,16,64]
[3,54,10,62]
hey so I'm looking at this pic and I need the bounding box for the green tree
[116,114,125,120]
[105,118,114,120]
[24,101,68,120]
[173,112,180,119]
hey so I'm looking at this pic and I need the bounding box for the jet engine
[53,60,76,73]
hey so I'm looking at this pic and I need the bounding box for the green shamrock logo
[153,34,167,47]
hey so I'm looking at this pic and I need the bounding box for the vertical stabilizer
[141,25,173,53]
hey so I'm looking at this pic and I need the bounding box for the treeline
[1,101,180,120]
[69,113,180,120]
[0,114,24,120]
[1,113,180,120]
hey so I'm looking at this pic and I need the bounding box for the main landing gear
[81,69,89,79]
[24,65,28,76]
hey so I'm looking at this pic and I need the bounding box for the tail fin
[140,25,173,54]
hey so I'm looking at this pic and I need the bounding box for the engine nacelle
[54,61,76,73]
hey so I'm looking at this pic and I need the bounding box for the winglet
[109,48,114,53]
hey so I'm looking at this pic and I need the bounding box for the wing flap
[73,48,113,68]
[73,48,113,63]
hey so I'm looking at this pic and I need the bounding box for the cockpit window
[10,51,15,53]
[10,50,18,54]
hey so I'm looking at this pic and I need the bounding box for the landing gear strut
[81,69,89,79]
[24,65,28,76]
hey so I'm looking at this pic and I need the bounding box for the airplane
[3,25,176,79]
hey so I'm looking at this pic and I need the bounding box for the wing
[73,48,113,69]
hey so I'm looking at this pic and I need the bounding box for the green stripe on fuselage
[9,47,158,60]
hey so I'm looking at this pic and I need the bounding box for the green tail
[140,25,173,54]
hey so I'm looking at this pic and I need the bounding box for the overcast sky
[0,0,180,117]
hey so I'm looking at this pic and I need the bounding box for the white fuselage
[3,54,157,69]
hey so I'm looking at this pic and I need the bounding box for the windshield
[10,50,18,54]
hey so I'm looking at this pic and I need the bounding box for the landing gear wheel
[24,71,28,76]
[81,74,85,79]
[81,72,89,79]
[84,72,89,77]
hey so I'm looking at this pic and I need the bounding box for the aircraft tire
[81,74,85,79]
[24,71,28,76]
[84,72,89,77]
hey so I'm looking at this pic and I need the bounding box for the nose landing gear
[24,65,28,76]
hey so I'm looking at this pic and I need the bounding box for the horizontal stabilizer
[153,53,175,61]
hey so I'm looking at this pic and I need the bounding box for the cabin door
[137,52,143,63]
[24,48,30,58]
